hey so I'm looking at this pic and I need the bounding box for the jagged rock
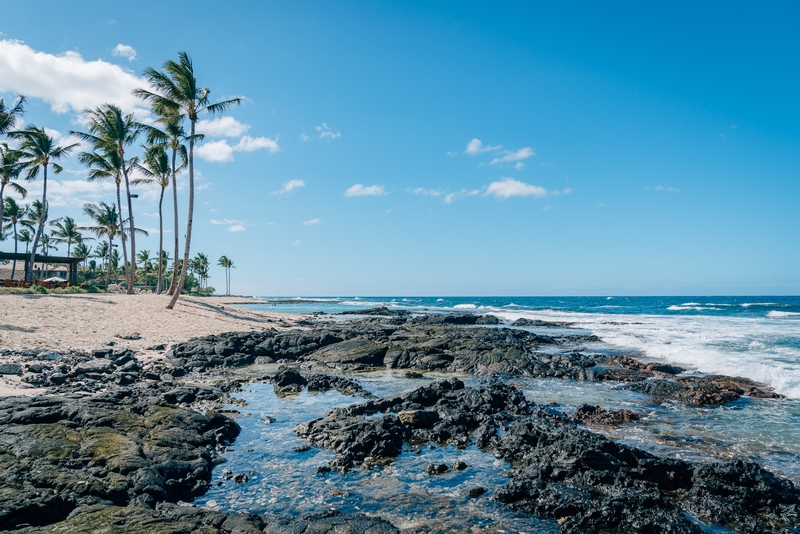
[426,463,449,475]
[572,404,643,424]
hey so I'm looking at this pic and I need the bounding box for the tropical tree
[134,145,179,293]
[17,228,32,254]
[8,126,76,281]
[73,242,92,270]
[141,115,189,295]
[0,96,25,136]
[189,252,210,291]
[77,149,135,288]
[94,241,110,270]
[0,143,26,245]
[217,255,234,295]
[71,105,142,294]
[2,197,33,278]
[81,202,121,287]
[50,216,84,257]
[135,51,242,308]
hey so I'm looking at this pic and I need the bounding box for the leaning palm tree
[8,126,76,282]
[71,105,142,294]
[135,51,242,309]
[81,202,120,287]
[50,216,84,257]
[133,145,181,293]
[2,197,33,278]
[1,143,27,245]
[0,96,25,136]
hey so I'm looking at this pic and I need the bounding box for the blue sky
[1,1,798,295]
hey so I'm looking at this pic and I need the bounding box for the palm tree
[73,242,91,270]
[141,115,190,296]
[135,51,242,309]
[217,255,234,295]
[77,149,135,289]
[50,216,84,257]
[2,198,33,278]
[17,228,32,253]
[134,145,178,293]
[8,126,76,282]
[94,241,110,270]
[81,202,120,287]
[1,143,27,246]
[0,96,25,136]
[71,105,142,294]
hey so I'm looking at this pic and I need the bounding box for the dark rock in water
[306,338,388,368]
[624,375,781,405]
[572,403,642,424]
[0,388,239,530]
[465,486,486,497]
[232,473,248,484]
[409,313,500,325]
[450,459,468,471]
[294,379,800,533]
[397,410,440,428]
[271,365,307,396]
[426,462,449,475]
[263,508,399,534]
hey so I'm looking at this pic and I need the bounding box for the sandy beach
[0,294,292,396]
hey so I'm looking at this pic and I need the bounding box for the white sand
[0,294,295,395]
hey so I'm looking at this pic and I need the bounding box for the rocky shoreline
[0,309,797,533]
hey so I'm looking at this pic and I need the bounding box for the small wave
[607,297,613,300]
[436,298,444,302]
[767,311,800,318]
[741,302,781,308]
[681,302,701,306]
[503,303,521,307]
[453,304,477,309]
[668,305,723,311]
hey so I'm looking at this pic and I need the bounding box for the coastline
[0,299,798,532]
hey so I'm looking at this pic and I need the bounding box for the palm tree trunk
[26,166,46,283]
[115,181,130,289]
[167,121,195,309]
[106,239,113,288]
[167,148,179,295]
[122,163,137,294]
[156,187,165,293]
[0,182,5,250]
[11,221,18,279]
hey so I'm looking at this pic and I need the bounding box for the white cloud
[227,225,246,233]
[0,39,148,115]
[443,189,480,204]
[196,140,234,163]
[303,218,321,226]
[196,136,280,163]
[315,122,341,140]
[299,132,311,142]
[653,185,680,193]
[111,44,137,62]
[412,187,444,197]
[210,219,245,225]
[272,179,305,195]
[464,138,501,155]
[345,184,386,197]
[15,177,117,207]
[196,116,250,138]
[490,147,536,166]
[292,240,301,246]
[234,135,280,153]
[485,177,547,199]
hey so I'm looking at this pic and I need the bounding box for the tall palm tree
[133,145,180,293]
[1,143,27,246]
[77,149,135,288]
[141,115,190,296]
[217,255,234,295]
[0,96,25,136]
[94,241,110,270]
[50,216,84,257]
[71,105,142,294]
[17,228,32,254]
[81,202,120,287]
[8,126,76,282]
[2,198,33,278]
[135,51,242,309]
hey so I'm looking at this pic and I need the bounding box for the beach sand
[0,293,292,396]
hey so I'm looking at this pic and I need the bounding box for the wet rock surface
[167,314,780,405]
[294,379,800,533]
[269,365,376,398]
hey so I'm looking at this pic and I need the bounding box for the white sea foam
[453,304,477,309]
[436,298,444,302]
[742,302,780,307]
[491,307,800,399]
[767,311,800,318]
[681,302,701,306]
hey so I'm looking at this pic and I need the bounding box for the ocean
[242,296,800,398]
